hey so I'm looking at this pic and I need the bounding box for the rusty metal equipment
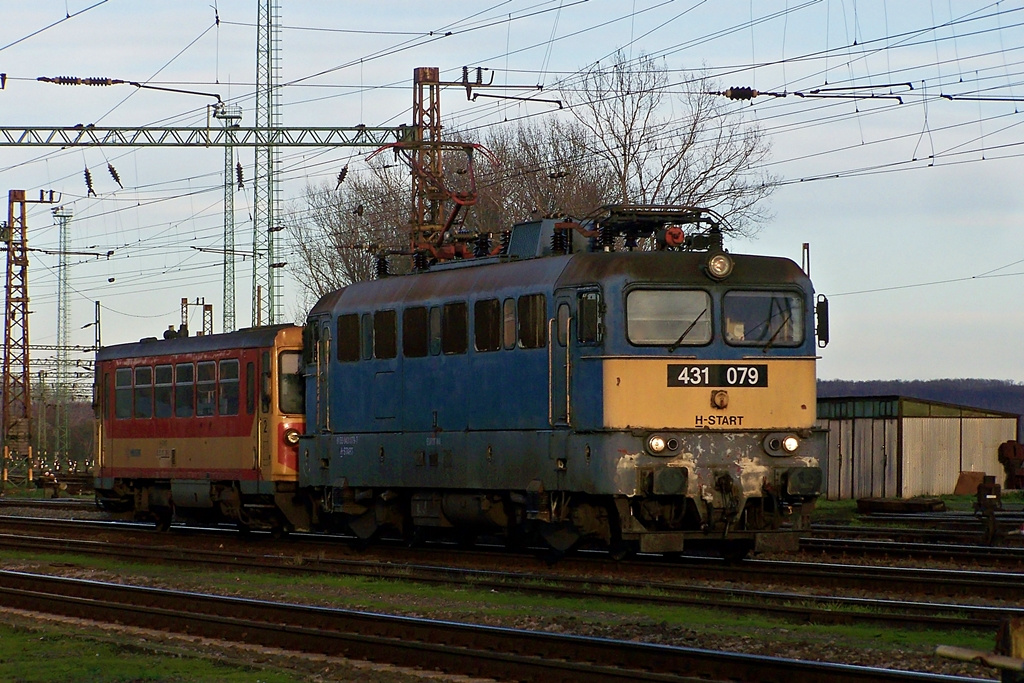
[999,440,1024,489]
[2,189,58,491]
[974,474,1003,546]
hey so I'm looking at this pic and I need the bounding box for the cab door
[317,320,331,432]
[550,291,573,427]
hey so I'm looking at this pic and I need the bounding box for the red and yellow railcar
[94,324,308,531]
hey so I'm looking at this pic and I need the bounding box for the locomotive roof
[309,250,809,313]
[97,323,297,362]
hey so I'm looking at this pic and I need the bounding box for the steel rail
[0,525,1019,633]
[0,570,990,683]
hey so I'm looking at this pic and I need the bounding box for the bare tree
[471,118,616,229]
[563,51,776,234]
[289,158,408,299]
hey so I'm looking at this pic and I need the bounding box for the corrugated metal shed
[816,396,1019,499]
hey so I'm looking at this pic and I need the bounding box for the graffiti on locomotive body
[667,364,768,388]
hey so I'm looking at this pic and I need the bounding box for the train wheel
[154,509,172,532]
[539,520,579,552]
[721,540,752,563]
[348,509,379,541]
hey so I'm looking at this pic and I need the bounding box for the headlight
[283,428,301,445]
[782,435,800,453]
[705,253,734,280]
[647,435,666,454]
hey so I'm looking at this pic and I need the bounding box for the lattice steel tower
[253,0,282,326]
[215,105,242,333]
[52,205,73,468]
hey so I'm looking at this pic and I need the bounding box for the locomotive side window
[402,307,428,358]
[577,290,603,344]
[626,289,711,346]
[556,303,570,346]
[219,359,240,416]
[474,299,501,352]
[175,364,194,417]
[154,365,173,418]
[723,291,804,347]
[197,361,217,417]
[442,302,468,355]
[279,351,305,415]
[428,307,441,355]
[373,310,397,359]
[336,314,360,362]
[134,366,153,418]
[114,367,132,419]
[502,298,516,350]
[360,313,373,361]
[517,294,547,349]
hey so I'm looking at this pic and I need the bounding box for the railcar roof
[97,323,297,362]
[308,250,809,314]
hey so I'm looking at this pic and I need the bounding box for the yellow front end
[602,357,817,431]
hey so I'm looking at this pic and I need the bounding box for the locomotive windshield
[626,290,712,346]
[723,291,804,347]
[278,351,305,415]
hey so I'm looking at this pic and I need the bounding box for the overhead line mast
[254,0,282,326]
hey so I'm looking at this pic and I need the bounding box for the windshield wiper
[668,307,708,353]
[761,311,792,354]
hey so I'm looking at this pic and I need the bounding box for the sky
[1,0,1023,388]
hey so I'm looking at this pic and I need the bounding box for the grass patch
[0,620,304,683]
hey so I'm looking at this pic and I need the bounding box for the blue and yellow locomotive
[298,205,826,556]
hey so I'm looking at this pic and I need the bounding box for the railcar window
[723,291,804,347]
[429,307,441,355]
[442,302,468,354]
[246,362,256,415]
[261,351,271,413]
[197,361,217,417]
[474,299,501,352]
[360,313,373,361]
[279,351,305,415]
[502,298,516,350]
[403,307,428,357]
[517,294,547,349]
[578,290,602,344]
[175,364,194,417]
[374,310,397,359]
[336,314,359,362]
[134,366,153,418]
[219,359,240,416]
[114,367,132,419]
[626,289,712,346]
[154,365,173,418]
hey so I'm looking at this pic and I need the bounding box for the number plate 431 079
[667,364,768,387]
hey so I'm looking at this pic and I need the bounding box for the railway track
[0,569,992,683]
[0,517,1021,634]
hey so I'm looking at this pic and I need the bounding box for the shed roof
[817,395,1020,420]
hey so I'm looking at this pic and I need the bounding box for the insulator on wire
[235,162,244,189]
[722,86,757,100]
[107,163,123,189]
[84,168,96,197]
[335,165,348,190]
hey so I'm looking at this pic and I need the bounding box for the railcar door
[550,291,573,427]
